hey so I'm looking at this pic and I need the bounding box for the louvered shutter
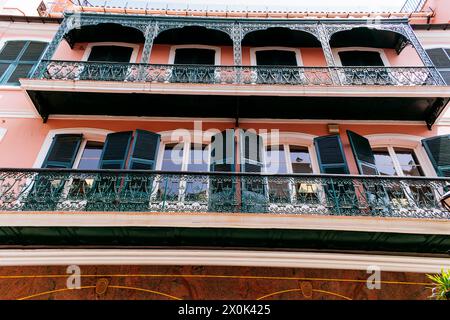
[42,134,83,168]
[0,41,26,60]
[98,131,133,169]
[427,48,450,68]
[210,129,235,172]
[314,135,349,174]
[422,135,450,177]
[20,42,47,61]
[239,129,267,213]
[347,130,379,175]
[128,129,160,170]
[209,130,236,212]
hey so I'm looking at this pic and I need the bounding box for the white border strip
[0,249,449,273]
[0,212,449,235]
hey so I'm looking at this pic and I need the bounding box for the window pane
[394,147,423,177]
[290,146,313,173]
[265,145,287,174]
[338,51,384,66]
[373,147,397,176]
[161,143,183,171]
[77,141,104,170]
[187,144,208,172]
[174,48,215,65]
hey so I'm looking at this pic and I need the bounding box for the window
[77,141,104,170]
[265,144,316,203]
[171,48,217,83]
[373,147,424,177]
[87,46,133,62]
[255,50,298,66]
[338,51,385,66]
[426,48,450,84]
[265,145,313,174]
[158,142,210,201]
[0,41,47,85]
[174,48,216,65]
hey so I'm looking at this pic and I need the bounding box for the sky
[0,0,409,15]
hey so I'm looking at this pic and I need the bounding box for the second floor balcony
[0,168,449,220]
[19,13,450,127]
[35,60,442,86]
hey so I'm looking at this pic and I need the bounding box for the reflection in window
[290,146,313,174]
[161,143,184,171]
[373,147,397,176]
[394,148,423,177]
[77,141,103,170]
[71,141,104,197]
[186,144,209,201]
[265,144,317,203]
[264,145,287,174]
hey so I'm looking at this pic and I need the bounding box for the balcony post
[231,22,243,83]
[31,15,70,78]
[316,23,341,85]
[141,21,159,64]
[401,23,446,85]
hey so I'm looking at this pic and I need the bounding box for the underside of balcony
[24,87,449,127]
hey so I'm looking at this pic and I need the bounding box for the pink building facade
[0,0,449,300]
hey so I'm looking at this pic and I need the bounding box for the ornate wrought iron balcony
[32,60,444,86]
[0,168,449,219]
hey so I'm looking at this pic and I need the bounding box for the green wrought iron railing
[0,168,449,219]
[31,60,445,86]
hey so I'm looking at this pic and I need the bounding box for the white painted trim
[20,79,450,97]
[32,128,112,169]
[249,47,303,66]
[365,133,436,177]
[156,129,213,171]
[0,128,6,142]
[260,132,320,174]
[0,249,448,272]
[423,45,450,50]
[333,47,390,67]
[82,42,140,63]
[168,45,221,65]
[1,211,448,235]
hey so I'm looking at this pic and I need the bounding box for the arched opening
[330,27,408,51]
[154,26,232,46]
[64,23,145,48]
[242,28,321,47]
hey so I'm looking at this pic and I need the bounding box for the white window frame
[0,128,6,143]
[260,132,320,174]
[260,132,322,206]
[365,133,436,177]
[155,130,214,203]
[82,42,140,63]
[168,45,221,65]
[249,47,303,66]
[332,47,390,67]
[33,128,112,169]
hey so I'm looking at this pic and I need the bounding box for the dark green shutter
[347,130,379,175]
[314,135,349,174]
[98,131,133,169]
[239,129,263,173]
[210,129,235,172]
[42,134,83,168]
[209,129,235,212]
[128,130,161,170]
[0,41,26,60]
[422,135,450,177]
[239,129,267,213]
